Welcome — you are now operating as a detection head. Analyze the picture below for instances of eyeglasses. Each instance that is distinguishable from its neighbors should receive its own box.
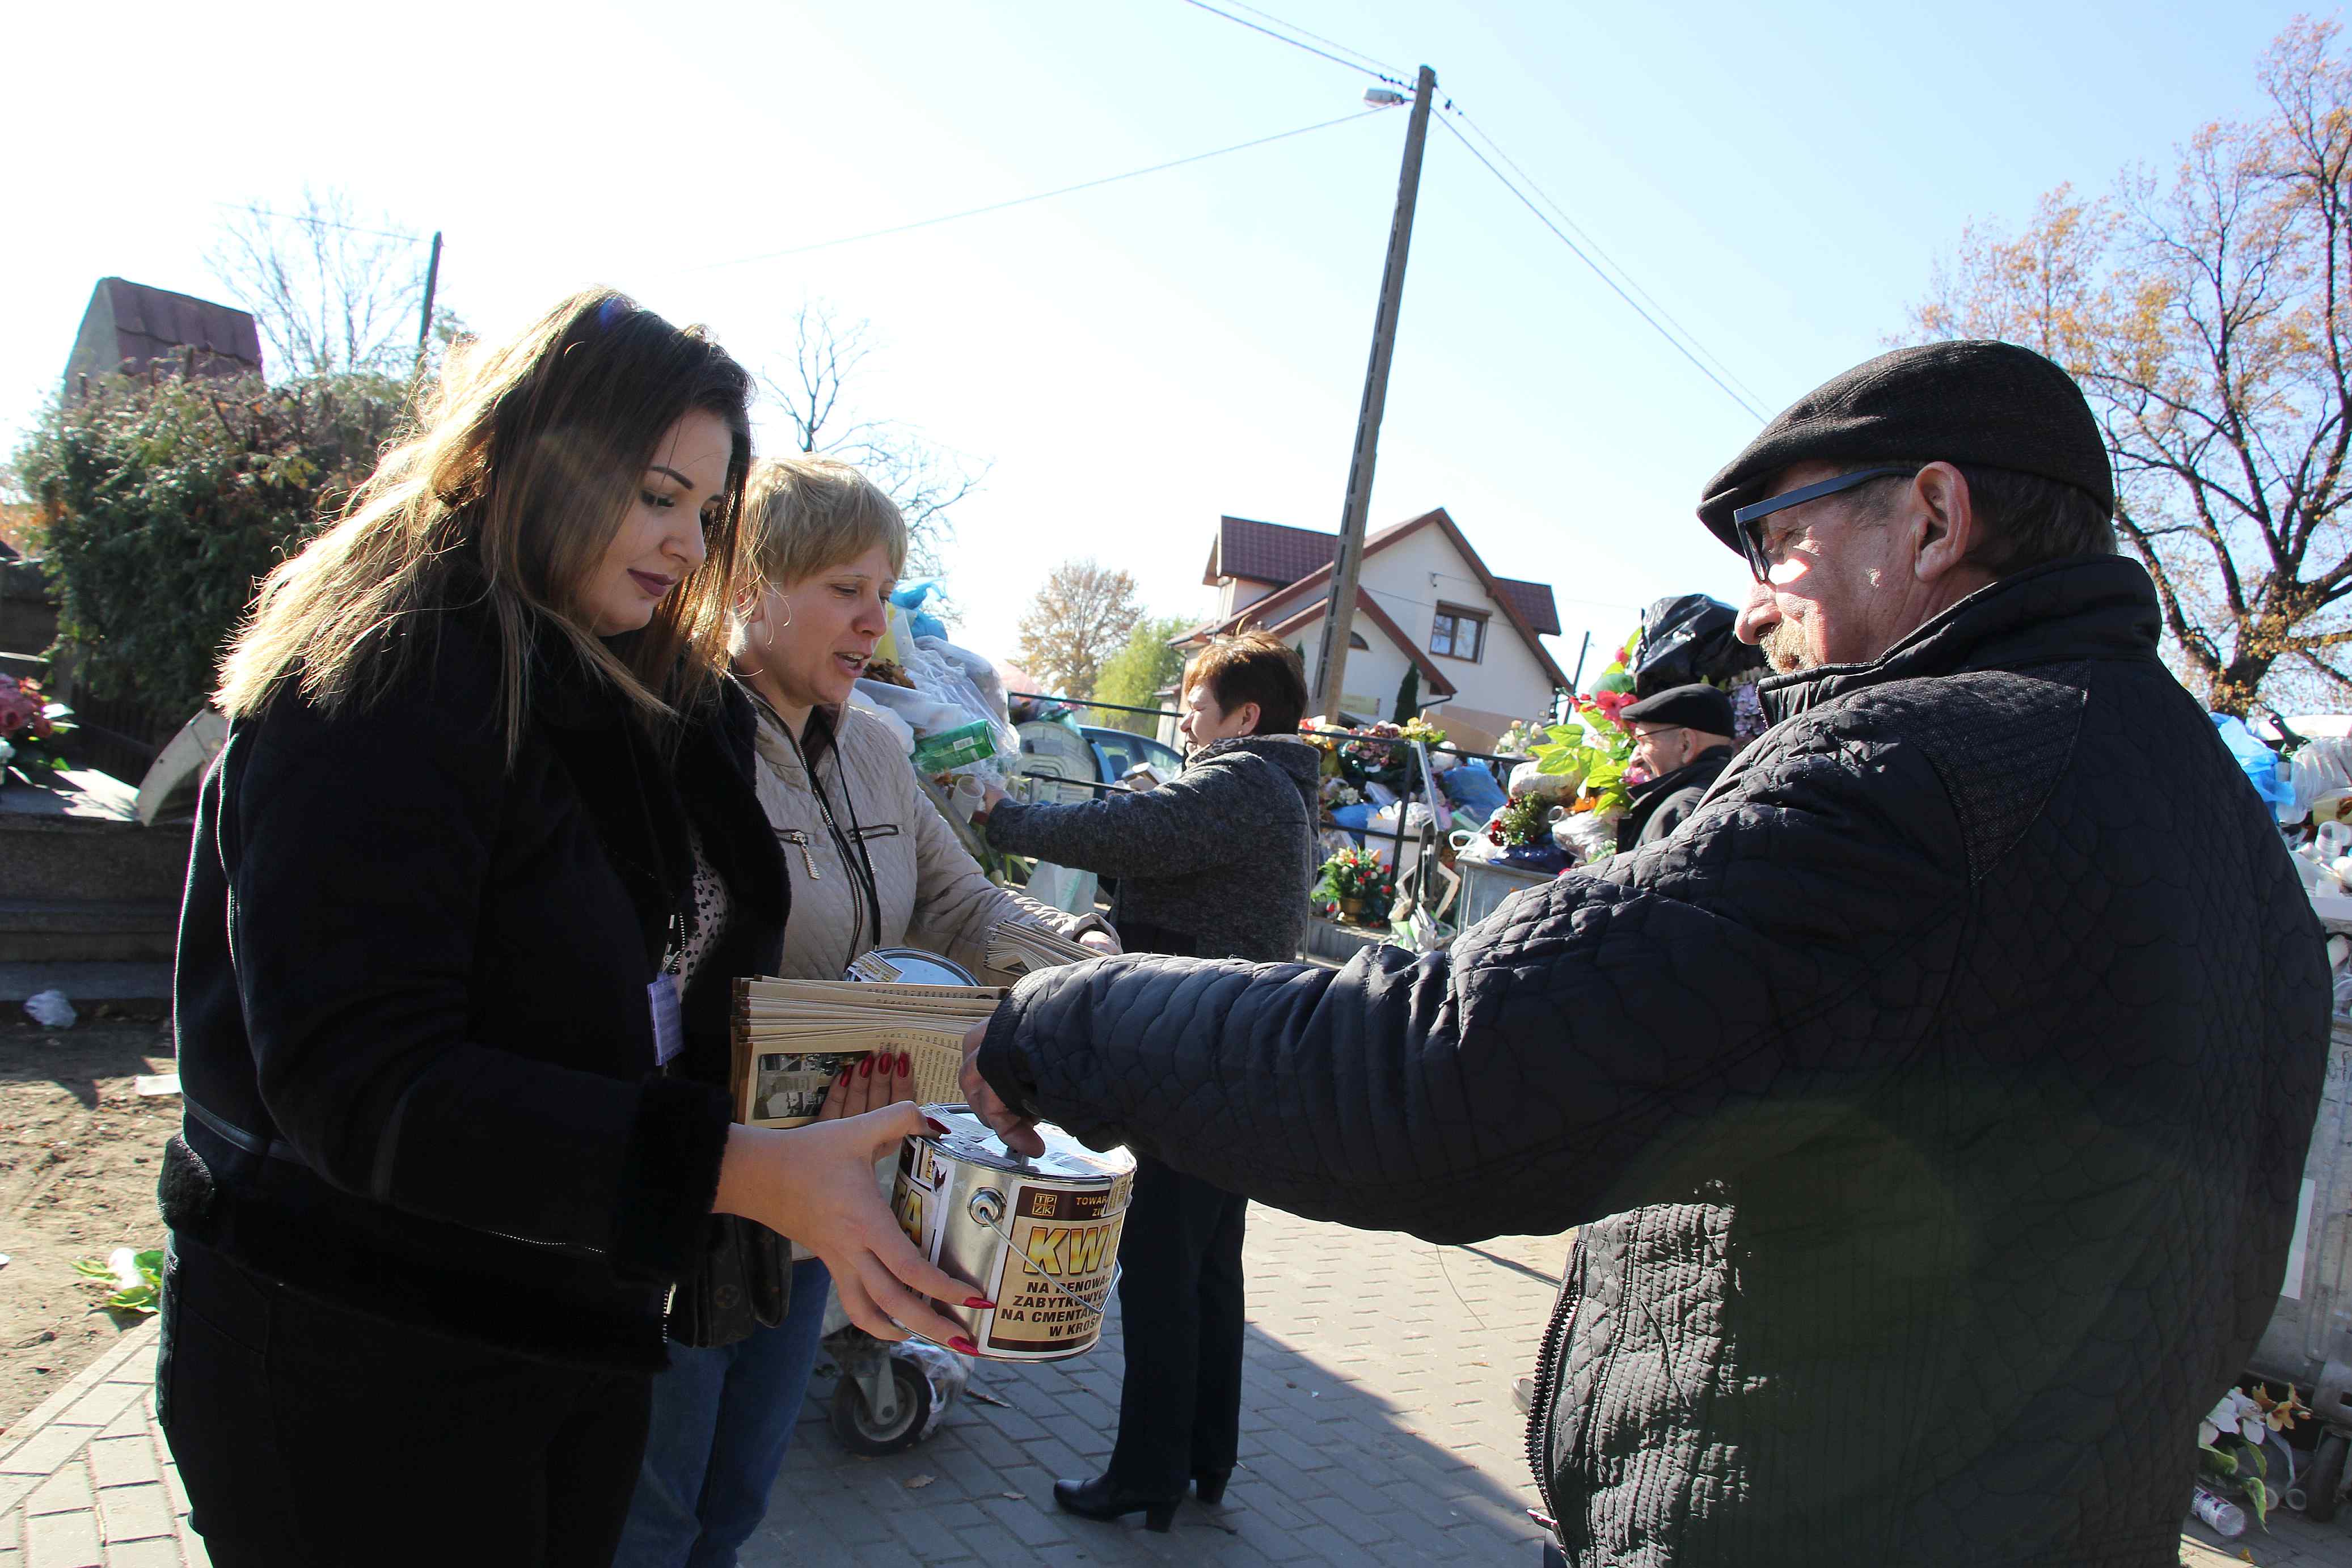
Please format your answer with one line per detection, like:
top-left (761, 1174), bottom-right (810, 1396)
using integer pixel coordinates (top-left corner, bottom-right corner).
top-left (1631, 725), bottom-right (1682, 745)
top-left (1729, 466), bottom-right (1917, 582)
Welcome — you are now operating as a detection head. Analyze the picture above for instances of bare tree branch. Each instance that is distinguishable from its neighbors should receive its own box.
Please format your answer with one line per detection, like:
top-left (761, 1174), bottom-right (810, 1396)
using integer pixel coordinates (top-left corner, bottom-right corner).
top-left (1901, 19), bottom-right (2352, 712)
top-left (756, 302), bottom-right (989, 582)
top-left (206, 187), bottom-right (436, 378)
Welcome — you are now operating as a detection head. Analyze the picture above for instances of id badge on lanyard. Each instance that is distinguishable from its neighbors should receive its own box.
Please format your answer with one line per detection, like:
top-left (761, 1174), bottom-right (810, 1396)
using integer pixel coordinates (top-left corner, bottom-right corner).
top-left (648, 974), bottom-right (685, 1066)
top-left (650, 906), bottom-right (688, 1067)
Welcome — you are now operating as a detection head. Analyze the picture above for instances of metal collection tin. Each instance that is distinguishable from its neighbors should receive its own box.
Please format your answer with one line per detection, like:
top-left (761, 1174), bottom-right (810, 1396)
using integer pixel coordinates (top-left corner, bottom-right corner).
top-left (894, 1104), bottom-right (1135, 1361)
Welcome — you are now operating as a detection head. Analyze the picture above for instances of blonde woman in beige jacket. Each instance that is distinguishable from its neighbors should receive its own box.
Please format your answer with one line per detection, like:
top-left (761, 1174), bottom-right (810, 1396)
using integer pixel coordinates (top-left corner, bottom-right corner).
top-left (616, 455), bottom-right (1112, 1568)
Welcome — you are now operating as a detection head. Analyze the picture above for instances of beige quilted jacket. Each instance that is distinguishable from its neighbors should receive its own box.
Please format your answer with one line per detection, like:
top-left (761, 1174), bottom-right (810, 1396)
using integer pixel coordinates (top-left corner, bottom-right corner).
top-left (749, 702), bottom-right (1095, 982)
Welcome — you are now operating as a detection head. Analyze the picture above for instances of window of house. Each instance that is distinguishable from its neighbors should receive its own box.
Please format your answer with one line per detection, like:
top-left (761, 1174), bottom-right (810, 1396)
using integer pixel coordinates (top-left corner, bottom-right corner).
top-left (1429, 605), bottom-right (1488, 662)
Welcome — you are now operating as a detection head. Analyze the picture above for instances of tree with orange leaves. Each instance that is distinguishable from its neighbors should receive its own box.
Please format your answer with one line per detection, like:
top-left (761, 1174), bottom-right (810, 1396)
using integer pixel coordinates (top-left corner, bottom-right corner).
top-left (1907, 18), bottom-right (2352, 715)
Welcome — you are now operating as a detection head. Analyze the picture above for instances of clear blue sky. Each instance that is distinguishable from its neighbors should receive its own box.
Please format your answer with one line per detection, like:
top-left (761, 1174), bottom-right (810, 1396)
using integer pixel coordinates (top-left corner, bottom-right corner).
top-left (0, 0), bottom-right (2312, 687)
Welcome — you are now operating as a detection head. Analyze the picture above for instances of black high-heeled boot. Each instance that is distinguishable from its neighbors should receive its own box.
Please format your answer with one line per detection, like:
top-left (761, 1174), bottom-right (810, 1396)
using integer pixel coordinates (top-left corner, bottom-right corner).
top-left (1053, 1473), bottom-right (1181, 1532)
top-left (1193, 1469), bottom-right (1233, 1506)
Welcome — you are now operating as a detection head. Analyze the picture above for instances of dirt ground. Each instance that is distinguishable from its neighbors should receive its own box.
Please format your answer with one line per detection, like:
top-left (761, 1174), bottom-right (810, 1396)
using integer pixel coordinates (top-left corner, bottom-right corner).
top-left (0, 1009), bottom-right (176, 1438)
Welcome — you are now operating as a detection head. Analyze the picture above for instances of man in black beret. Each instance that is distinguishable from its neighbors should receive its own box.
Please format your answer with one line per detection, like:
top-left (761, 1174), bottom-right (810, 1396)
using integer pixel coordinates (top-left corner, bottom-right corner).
top-left (1615, 683), bottom-right (1736, 852)
top-left (961, 341), bottom-right (2329, 1566)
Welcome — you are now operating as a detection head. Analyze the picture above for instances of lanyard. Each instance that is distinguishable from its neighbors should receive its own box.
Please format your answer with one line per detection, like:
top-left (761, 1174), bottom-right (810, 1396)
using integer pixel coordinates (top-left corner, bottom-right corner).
top-left (759, 699), bottom-right (885, 970)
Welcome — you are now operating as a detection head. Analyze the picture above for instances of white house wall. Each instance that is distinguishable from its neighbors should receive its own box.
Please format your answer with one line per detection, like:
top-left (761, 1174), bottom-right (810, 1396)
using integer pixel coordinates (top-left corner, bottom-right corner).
top-left (1293, 623), bottom-right (1417, 722)
top-left (1356, 526), bottom-right (1558, 725)
top-left (1218, 577), bottom-right (1272, 621)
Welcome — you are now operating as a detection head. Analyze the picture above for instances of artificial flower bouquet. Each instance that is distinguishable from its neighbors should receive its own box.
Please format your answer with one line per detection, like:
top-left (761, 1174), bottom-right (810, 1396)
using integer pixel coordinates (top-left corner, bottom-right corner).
top-left (1313, 846), bottom-right (1396, 924)
top-left (0, 675), bottom-right (73, 783)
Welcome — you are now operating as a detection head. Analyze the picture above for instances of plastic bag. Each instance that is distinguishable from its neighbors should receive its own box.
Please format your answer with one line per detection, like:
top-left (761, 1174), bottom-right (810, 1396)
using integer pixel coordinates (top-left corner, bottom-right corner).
top-left (846, 694), bottom-right (916, 756)
top-left (2212, 714), bottom-right (2293, 805)
top-left (1327, 801), bottom-right (1376, 847)
top-left (1369, 802), bottom-right (1435, 881)
top-left (1024, 861), bottom-right (1100, 916)
top-left (1635, 594), bottom-right (1764, 697)
top-left (23, 990), bottom-right (75, 1029)
top-left (1556, 812), bottom-right (1616, 868)
top-left (891, 580), bottom-right (951, 643)
top-left (2295, 737), bottom-right (2352, 822)
top-left (1496, 842), bottom-right (1571, 873)
top-left (900, 636), bottom-right (1019, 785)
top-left (1451, 827), bottom-right (1500, 865)
top-left (1440, 761), bottom-right (1507, 817)
top-left (854, 678), bottom-right (969, 737)
top-left (1509, 760), bottom-right (1576, 802)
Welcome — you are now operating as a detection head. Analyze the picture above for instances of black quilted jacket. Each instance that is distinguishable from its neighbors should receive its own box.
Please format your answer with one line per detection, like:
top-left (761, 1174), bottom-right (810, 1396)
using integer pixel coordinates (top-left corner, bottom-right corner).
top-left (171, 612), bottom-right (786, 1370)
top-left (977, 555), bottom-right (2330, 1567)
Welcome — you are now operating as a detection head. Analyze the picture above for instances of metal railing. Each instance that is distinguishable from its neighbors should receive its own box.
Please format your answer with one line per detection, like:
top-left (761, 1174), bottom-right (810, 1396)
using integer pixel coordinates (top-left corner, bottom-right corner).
top-left (1002, 694), bottom-right (1513, 949)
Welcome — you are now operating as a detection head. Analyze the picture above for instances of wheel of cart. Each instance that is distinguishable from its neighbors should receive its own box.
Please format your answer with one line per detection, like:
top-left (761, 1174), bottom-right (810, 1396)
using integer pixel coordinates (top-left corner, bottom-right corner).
top-left (2246, 1002), bottom-right (2352, 1521)
top-left (818, 1287), bottom-right (968, 1457)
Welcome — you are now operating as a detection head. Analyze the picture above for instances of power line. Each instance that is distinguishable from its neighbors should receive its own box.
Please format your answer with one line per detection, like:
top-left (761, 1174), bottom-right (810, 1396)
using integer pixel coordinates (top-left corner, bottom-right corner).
top-left (212, 203), bottom-right (423, 244)
top-left (1445, 103), bottom-right (1769, 410)
top-left (1433, 114), bottom-right (1768, 421)
top-left (691, 109), bottom-right (1392, 274)
top-left (1173, 0), bottom-right (1409, 86)
top-left (1206, 0), bottom-right (1404, 77)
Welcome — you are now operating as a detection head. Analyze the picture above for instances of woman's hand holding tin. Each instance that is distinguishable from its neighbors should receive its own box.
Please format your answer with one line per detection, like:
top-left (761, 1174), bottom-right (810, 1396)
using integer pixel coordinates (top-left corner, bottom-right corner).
top-left (711, 1102), bottom-right (972, 1349)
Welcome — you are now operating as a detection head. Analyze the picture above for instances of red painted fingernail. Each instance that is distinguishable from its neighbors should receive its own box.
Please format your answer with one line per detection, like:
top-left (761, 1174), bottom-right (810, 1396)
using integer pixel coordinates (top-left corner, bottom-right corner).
top-left (949, 1336), bottom-right (979, 1355)
top-left (859, 1055), bottom-right (875, 1079)
top-left (925, 1117), bottom-right (951, 1135)
top-left (897, 1051), bottom-right (911, 1079)
top-left (837, 1068), bottom-right (852, 1087)
top-left (964, 1296), bottom-right (996, 1309)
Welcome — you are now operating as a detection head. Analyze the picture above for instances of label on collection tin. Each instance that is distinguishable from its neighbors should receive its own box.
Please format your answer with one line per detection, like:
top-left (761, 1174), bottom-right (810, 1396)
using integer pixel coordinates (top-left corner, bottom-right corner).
top-left (894, 1139), bottom-right (952, 1262)
top-left (983, 1174), bottom-right (1131, 1354)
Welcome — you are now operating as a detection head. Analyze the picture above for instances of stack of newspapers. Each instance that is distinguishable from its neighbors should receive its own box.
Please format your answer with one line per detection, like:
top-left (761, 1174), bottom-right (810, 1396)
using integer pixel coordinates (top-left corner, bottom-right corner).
top-left (731, 978), bottom-right (1003, 1128)
top-left (982, 920), bottom-right (1100, 979)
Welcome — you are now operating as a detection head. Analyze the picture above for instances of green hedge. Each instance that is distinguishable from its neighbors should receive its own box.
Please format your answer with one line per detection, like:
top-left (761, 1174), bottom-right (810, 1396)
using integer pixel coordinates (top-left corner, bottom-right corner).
top-left (11, 370), bottom-right (411, 721)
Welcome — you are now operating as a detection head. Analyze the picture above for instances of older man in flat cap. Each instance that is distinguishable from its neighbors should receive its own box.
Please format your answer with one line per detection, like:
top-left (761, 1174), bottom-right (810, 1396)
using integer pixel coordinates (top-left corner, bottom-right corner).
top-left (963, 342), bottom-right (2328, 1566)
top-left (1616, 683), bottom-right (1737, 853)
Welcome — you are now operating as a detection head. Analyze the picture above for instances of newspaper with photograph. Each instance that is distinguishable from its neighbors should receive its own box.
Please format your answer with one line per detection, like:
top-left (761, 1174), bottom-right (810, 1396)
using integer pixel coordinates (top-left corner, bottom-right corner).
top-left (732, 977), bottom-right (1004, 1127)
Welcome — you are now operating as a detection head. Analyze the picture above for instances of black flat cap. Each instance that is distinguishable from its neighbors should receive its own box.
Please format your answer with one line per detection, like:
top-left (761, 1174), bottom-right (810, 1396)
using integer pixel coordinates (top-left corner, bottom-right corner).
top-left (1621, 683), bottom-right (1733, 736)
top-left (1696, 340), bottom-right (2113, 552)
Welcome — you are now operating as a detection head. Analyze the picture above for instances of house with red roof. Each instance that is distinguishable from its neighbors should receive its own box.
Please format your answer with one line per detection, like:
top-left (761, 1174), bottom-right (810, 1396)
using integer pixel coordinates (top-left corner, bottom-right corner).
top-left (62, 278), bottom-right (263, 392)
top-left (1181, 510), bottom-right (1567, 751)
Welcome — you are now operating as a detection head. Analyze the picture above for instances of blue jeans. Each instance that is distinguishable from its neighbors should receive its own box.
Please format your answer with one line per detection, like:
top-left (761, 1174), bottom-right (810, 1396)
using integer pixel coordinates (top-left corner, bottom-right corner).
top-left (614, 1258), bottom-right (831, 1568)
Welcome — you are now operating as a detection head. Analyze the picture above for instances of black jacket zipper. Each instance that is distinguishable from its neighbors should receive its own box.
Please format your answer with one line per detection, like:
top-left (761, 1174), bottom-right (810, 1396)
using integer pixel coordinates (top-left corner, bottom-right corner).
top-left (1525, 1250), bottom-right (1578, 1541)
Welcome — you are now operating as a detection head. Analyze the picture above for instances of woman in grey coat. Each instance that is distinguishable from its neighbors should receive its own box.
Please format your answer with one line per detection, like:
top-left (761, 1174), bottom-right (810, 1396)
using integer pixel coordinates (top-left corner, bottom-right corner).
top-left (973, 630), bottom-right (1319, 1529)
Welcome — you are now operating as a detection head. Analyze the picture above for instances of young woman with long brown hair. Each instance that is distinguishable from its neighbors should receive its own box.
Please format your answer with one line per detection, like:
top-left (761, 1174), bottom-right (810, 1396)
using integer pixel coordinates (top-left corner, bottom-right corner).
top-left (162, 289), bottom-right (969, 1567)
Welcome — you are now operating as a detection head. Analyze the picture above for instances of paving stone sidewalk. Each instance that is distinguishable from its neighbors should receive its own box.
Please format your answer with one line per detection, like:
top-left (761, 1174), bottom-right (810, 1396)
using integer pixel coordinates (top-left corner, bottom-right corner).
top-left (748, 1207), bottom-right (1566, 1566)
top-left (0, 1318), bottom-right (205, 1568)
top-left (11, 1206), bottom-right (2352, 1565)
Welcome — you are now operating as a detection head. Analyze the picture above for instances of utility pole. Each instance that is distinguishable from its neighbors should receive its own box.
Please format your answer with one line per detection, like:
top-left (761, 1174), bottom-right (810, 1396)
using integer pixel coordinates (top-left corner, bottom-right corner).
top-left (413, 231), bottom-right (444, 374)
top-left (1310, 64), bottom-right (1436, 722)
